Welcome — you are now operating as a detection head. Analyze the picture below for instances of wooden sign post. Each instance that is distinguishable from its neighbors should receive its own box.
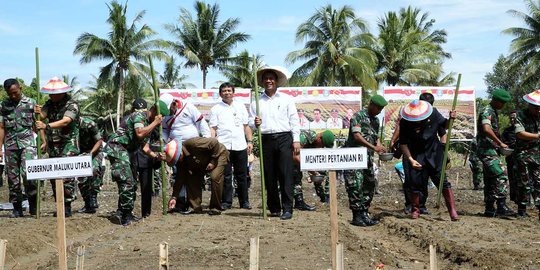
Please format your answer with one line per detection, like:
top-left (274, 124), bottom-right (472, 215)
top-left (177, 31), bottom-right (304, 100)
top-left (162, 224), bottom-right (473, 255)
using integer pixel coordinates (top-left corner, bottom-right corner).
top-left (26, 155), bottom-right (93, 270)
top-left (300, 147), bottom-right (368, 270)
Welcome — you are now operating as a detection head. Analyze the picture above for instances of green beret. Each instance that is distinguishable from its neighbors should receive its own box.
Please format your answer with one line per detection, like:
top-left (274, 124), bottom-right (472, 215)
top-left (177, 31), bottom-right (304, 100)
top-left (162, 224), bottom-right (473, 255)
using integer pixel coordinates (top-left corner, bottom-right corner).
top-left (492, 88), bottom-right (511, 103)
top-left (154, 100), bottom-right (170, 116)
top-left (321, 130), bottom-right (335, 148)
top-left (370, 94), bottom-right (388, 107)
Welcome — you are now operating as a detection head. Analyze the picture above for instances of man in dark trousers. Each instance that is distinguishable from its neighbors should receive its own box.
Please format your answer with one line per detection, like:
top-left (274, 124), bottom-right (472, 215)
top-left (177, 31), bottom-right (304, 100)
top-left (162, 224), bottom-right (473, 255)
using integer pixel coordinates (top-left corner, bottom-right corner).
top-left (167, 137), bottom-right (229, 215)
top-left (251, 66), bottom-right (300, 220)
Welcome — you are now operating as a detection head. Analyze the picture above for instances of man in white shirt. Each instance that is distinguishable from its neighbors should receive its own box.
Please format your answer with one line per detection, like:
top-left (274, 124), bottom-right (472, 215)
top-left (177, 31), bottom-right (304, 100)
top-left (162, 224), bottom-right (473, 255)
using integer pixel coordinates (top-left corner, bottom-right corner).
top-left (298, 108), bottom-right (310, 130)
top-left (310, 108), bottom-right (327, 129)
top-left (210, 82), bottom-right (253, 210)
top-left (251, 66), bottom-right (300, 220)
top-left (326, 108), bottom-right (343, 129)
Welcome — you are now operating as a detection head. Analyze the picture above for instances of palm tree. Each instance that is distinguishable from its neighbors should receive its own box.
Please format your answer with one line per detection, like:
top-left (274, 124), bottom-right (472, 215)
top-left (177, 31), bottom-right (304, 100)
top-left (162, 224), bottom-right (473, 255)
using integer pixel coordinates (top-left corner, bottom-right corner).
top-left (165, 1), bottom-right (250, 89)
top-left (74, 1), bottom-right (168, 127)
top-left (375, 6), bottom-right (450, 86)
top-left (80, 75), bottom-right (118, 133)
top-left (159, 56), bottom-right (196, 89)
top-left (220, 50), bottom-right (264, 88)
top-left (285, 5), bottom-right (378, 89)
top-left (504, 0), bottom-right (540, 87)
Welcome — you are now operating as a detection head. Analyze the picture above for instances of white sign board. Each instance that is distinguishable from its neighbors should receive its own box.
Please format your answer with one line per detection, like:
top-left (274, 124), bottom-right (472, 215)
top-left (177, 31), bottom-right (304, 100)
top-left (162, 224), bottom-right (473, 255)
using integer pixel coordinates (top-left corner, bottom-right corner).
top-left (300, 147), bottom-right (368, 171)
top-left (25, 155), bottom-right (93, 180)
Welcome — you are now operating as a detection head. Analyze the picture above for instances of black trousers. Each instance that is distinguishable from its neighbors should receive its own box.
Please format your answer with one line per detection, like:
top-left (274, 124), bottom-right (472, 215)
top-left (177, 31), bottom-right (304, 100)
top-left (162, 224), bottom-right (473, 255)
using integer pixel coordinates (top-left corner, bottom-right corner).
top-left (138, 167), bottom-right (153, 217)
top-left (222, 149), bottom-right (249, 206)
top-left (262, 132), bottom-right (294, 213)
top-left (403, 157), bottom-right (451, 196)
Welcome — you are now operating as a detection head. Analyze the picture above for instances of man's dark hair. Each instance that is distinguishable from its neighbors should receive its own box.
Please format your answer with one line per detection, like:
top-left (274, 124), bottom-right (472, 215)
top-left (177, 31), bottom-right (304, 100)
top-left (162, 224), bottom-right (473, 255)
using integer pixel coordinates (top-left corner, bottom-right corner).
top-left (3, 78), bottom-right (19, 91)
top-left (313, 108), bottom-right (321, 113)
top-left (219, 82), bottom-right (235, 94)
top-left (419, 92), bottom-right (435, 105)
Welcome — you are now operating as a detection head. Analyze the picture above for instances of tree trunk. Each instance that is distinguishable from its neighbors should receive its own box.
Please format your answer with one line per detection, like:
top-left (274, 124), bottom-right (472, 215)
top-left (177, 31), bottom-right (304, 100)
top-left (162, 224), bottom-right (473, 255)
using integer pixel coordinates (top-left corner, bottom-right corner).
top-left (202, 67), bottom-right (207, 89)
top-left (115, 70), bottom-right (126, 128)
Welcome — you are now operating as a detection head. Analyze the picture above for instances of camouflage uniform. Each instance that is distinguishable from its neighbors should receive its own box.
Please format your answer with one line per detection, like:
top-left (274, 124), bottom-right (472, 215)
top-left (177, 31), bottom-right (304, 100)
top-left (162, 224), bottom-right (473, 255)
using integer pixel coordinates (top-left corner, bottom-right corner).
top-left (43, 95), bottom-right (80, 203)
top-left (104, 111), bottom-right (149, 214)
top-left (502, 124), bottom-right (517, 203)
top-left (293, 130), bottom-right (329, 203)
top-left (77, 116), bottom-right (104, 201)
top-left (514, 109), bottom-right (540, 212)
top-left (0, 94), bottom-right (38, 205)
top-left (476, 104), bottom-right (508, 203)
top-left (344, 109), bottom-right (378, 212)
top-left (468, 138), bottom-right (483, 189)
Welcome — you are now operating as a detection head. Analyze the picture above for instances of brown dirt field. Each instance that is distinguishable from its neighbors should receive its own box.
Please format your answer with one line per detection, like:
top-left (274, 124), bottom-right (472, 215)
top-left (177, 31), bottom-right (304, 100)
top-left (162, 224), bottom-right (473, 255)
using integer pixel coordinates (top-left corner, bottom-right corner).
top-left (0, 157), bottom-right (539, 270)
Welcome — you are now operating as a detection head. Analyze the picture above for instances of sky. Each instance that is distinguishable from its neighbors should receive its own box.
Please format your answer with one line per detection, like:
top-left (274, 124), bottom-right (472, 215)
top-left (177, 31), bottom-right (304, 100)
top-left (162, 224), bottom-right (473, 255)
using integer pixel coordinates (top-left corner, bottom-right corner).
top-left (0, 0), bottom-right (528, 98)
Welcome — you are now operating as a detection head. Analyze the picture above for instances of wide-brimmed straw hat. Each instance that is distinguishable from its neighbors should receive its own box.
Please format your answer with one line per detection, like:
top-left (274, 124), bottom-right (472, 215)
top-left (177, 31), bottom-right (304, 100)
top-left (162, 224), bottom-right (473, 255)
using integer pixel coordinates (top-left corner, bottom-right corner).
top-left (40, 76), bottom-right (73, 94)
top-left (400, 100), bottom-right (433, 122)
top-left (164, 139), bottom-right (182, 166)
top-left (257, 66), bottom-right (289, 87)
top-left (523, 90), bottom-right (540, 106)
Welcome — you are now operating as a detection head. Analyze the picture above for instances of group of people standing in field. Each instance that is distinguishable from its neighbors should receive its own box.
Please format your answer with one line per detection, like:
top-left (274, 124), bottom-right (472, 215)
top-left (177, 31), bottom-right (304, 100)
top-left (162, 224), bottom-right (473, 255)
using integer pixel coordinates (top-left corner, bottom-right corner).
top-left (2, 65), bottom-right (539, 227)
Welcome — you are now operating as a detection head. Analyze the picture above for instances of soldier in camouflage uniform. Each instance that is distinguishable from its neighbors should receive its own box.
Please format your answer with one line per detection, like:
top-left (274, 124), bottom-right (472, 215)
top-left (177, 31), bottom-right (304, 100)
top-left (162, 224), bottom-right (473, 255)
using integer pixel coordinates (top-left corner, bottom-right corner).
top-left (35, 77), bottom-right (80, 217)
top-left (514, 90), bottom-right (540, 219)
top-left (502, 111), bottom-right (517, 203)
top-left (292, 129), bottom-right (335, 210)
top-left (0, 79), bottom-right (44, 217)
top-left (104, 99), bottom-right (168, 226)
top-left (476, 88), bottom-right (515, 217)
top-left (343, 95), bottom-right (387, 226)
top-left (468, 138), bottom-right (483, 190)
top-left (77, 116), bottom-right (104, 214)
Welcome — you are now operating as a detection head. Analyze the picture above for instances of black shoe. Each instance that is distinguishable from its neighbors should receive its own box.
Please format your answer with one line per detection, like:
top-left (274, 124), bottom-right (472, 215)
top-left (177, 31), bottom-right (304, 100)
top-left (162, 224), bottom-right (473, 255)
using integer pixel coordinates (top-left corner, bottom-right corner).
top-left (517, 205), bottom-right (529, 218)
top-left (360, 211), bottom-right (379, 226)
top-left (221, 202), bottom-right (232, 210)
top-left (484, 201), bottom-right (496, 217)
top-left (320, 196), bottom-right (329, 203)
top-left (10, 202), bottom-right (24, 218)
top-left (294, 200), bottom-right (316, 211)
top-left (496, 199), bottom-right (516, 217)
top-left (121, 213), bottom-right (133, 226)
top-left (473, 184), bottom-right (480, 190)
top-left (28, 196), bottom-right (37, 216)
top-left (420, 207), bottom-right (430, 215)
top-left (280, 212), bottom-right (292, 220)
top-left (351, 210), bottom-right (366, 226)
top-left (240, 202), bottom-right (252, 210)
top-left (53, 203), bottom-right (72, 217)
top-left (208, 209), bottom-right (222, 216)
top-left (269, 212), bottom-right (281, 217)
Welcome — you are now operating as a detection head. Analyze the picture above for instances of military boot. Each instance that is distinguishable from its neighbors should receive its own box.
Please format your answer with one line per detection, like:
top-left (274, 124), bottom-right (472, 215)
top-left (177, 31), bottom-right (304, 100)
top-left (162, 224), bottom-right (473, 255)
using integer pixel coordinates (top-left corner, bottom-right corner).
top-left (359, 211), bottom-right (379, 226)
top-left (350, 209), bottom-right (366, 226)
top-left (294, 194), bottom-right (316, 211)
top-left (85, 195), bottom-right (97, 214)
top-left (484, 200), bottom-right (496, 217)
top-left (496, 198), bottom-right (515, 217)
top-left (10, 201), bottom-right (24, 218)
top-left (517, 204), bottom-right (528, 218)
top-left (28, 195), bottom-right (37, 216)
top-left (77, 197), bottom-right (91, 213)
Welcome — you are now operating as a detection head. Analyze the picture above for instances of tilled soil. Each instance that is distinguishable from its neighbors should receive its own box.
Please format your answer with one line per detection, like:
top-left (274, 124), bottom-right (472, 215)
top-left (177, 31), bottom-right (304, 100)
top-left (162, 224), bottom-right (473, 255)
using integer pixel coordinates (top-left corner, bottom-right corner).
top-left (1, 159), bottom-right (539, 269)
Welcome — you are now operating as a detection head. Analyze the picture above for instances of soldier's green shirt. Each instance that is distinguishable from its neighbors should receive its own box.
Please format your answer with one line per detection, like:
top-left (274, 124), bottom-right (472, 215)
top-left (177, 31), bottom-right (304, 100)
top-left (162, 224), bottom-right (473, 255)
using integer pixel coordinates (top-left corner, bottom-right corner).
top-left (79, 116), bottom-right (102, 153)
top-left (514, 109), bottom-right (540, 152)
top-left (107, 111), bottom-right (149, 153)
top-left (42, 94), bottom-right (80, 157)
top-left (476, 104), bottom-right (499, 156)
top-left (344, 109), bottom-right (379, 151)
top-left (299, 130), bottom-right (317, 148)
top-left (0, 95), bottom-right (37, 150)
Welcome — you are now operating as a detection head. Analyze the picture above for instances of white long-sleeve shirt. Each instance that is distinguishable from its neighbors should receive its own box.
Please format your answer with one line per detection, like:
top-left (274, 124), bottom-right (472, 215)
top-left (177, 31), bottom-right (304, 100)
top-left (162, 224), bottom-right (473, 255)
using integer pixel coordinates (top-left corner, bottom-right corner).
top-left (209, 100), bottom-right (249, 151)
top-left (162, 102), bottom-right (211, 142)
top-left (249, 91), bottom-right (300, 142)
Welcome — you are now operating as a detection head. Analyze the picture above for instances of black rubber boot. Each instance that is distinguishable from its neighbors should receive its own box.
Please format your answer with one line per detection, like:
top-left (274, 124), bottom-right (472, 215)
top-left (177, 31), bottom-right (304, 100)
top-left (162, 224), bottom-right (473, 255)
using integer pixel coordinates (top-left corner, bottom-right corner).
top-left (78, 197), bottom-right (91, 213)
top-left (360, 211), bottom-right (379, 226)
top-left (10, 201), bottom-right (23, 218)
top-left (484, 200), bottom-right (496, 217)
top-left (517, 204), bottom-right (528, 218)
top-left (294, 195), bottom-right (316, 211)
top-left (496, 198), bottom-right (515, 217)
top-left (28, 195), bottom-right (37, 216)
top-left (350, 209), bottom-right (366, 226)
top-left (85, 195), bottom-right (97, 214)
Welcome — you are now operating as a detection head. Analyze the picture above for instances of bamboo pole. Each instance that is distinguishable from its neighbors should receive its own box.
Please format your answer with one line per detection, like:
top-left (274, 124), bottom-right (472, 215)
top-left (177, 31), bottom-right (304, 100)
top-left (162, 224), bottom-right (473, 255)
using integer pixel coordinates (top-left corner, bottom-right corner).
top-left (436, 74), bottom-right (461, 208)
top-left (34, 47), bottom-right (42, 219)
top-left (148, 56), bottom-right (168, 215)
top-left (252, 56), bottom-right (267, 219)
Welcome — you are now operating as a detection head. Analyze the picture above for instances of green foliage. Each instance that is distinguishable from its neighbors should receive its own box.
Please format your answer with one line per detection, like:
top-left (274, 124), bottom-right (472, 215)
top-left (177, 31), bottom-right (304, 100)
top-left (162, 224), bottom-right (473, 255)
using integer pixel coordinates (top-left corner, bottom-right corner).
top-left (221, 50), bottom-right (264, 88)
top-left (286, 5), bottom-right (378, 89)
top-left (159, 56), bottom-right (195, 89)
top-left (165, 1), bottom-right (250, 88)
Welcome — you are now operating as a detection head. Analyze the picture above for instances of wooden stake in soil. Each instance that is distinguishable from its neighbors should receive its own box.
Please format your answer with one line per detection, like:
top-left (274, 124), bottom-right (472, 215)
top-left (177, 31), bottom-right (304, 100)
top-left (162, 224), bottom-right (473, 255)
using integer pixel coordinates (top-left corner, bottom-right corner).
top-left (249, 237), bottom-right (259, 270)
top-left (76, 245), bottom-right (85, 270)
top-left (55, 180), bottom-right (68, 270)
top-left (429, 244), bottom-right (437, 270)
top-left (159, 242), bottom-right (169, 270)
top-left (0, 239), bottom-right (7, 270)
top-left (329, 171), bottom-right (339, 270)
top-left (336, 243), bottom-right (344, 270)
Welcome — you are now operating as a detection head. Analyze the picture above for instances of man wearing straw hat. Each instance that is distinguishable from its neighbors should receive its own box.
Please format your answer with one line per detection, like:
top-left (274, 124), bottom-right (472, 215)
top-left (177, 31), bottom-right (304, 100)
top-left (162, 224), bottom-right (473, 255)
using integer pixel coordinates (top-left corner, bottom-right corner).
top-left (399, 99), bottom-right (459, 221)
top-left (344, 95), bottom-right (387, 226)
top-left (251, 66), bottom-right (299, 220)
top-left (476, 88), bottom-right (515, 217)
top-left (514, 90), bottom-right (540, 219)
top-left (0, 79), bottom-right (44, 217)
top-left (35, 77), bottom-right (80, 217)
top-left (103, 99), bottom-right (168, 226)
